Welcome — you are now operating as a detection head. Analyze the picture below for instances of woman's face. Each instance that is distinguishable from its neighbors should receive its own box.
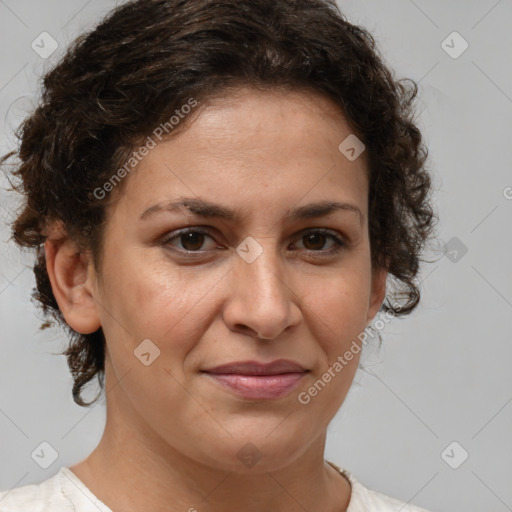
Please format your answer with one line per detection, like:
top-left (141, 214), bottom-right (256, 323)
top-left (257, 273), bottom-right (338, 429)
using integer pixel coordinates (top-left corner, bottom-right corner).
top-left (78, 87), bottom-right (387, 472)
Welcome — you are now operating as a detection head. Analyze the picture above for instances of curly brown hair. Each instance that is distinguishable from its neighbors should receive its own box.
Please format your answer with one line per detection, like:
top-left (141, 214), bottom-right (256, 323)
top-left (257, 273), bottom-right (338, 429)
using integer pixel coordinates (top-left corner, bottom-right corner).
top-left (2, 0), bottom-right (437, 407)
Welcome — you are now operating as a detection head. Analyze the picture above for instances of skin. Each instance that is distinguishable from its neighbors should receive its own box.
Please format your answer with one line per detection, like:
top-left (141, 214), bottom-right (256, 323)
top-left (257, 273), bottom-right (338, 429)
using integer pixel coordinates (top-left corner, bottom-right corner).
top-left (44, 87), bottom-right (387, 512)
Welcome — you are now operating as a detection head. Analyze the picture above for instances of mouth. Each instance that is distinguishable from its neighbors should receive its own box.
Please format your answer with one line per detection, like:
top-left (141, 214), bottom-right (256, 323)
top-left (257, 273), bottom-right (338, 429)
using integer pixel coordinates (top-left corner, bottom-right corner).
top-left (201, 359), bottom-right (309, 400)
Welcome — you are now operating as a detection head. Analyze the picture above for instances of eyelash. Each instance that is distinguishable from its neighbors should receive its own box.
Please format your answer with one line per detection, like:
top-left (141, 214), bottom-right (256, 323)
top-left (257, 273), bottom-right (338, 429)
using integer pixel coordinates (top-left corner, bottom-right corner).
top-left (160, 227), bottom-right (347, 257)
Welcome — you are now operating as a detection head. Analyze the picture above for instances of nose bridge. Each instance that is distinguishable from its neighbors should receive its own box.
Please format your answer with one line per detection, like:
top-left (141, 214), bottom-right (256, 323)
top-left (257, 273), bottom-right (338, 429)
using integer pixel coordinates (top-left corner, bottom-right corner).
top-left (236, 235), bottom-right (287, 302)
top-left (227, 235), bottom-right (295, 339)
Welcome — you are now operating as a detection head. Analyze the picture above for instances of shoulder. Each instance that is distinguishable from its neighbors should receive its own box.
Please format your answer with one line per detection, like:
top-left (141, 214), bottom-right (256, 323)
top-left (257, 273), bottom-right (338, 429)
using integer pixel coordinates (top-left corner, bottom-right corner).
top-left (0, 467), bottom-right (110, 512)
top-left (327, 461), bottom-right (432, 512)
top-left (0, 469), bottom-right (67, 512)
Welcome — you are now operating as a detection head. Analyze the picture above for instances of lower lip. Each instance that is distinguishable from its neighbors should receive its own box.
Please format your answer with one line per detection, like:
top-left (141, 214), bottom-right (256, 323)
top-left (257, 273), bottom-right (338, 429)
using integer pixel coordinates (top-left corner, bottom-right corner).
top-left (205, 372), bottom-right (306, 399)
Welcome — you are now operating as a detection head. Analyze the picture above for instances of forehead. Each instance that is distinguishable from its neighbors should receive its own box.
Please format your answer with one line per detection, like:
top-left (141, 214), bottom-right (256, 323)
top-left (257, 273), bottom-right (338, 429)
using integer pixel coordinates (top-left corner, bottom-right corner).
top-left (183, 87), bottom-right (360, 157)
top-left (107, 87), bottom-right (369, 225)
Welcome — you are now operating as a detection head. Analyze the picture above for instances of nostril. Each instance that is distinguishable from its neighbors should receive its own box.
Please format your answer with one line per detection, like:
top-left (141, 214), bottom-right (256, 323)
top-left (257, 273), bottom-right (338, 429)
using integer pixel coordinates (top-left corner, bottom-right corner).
top-left (234, 324), bottom-right (253, 334)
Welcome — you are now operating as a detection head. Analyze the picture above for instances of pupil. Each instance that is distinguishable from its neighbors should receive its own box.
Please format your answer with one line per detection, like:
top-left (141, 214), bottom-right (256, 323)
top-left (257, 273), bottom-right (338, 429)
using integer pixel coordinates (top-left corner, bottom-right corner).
top-left (305, 233), bottom-right (325, 250)
top-left (182, 232), bottom-right (204, 251)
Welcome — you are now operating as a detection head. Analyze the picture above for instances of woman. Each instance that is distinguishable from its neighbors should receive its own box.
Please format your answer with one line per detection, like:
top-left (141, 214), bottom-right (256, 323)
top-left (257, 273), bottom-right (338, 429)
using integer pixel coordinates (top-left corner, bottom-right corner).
top-left (0, 0), bottom-right (437, 510)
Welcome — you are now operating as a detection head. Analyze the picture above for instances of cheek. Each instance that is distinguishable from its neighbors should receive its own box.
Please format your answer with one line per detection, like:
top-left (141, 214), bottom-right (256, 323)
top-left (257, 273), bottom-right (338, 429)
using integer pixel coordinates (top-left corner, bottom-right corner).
top-left (304, 269), bottom-right (371, 344)
top-left (99, 249), bottom-right (226, 353)
top-left (297, 275), bottom-right (368, 411)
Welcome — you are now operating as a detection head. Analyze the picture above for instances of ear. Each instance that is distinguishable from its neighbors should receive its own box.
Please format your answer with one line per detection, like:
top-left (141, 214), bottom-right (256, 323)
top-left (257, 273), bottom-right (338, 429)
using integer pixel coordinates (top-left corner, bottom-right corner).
top-left (43, 222), bottom-right (101, 335)
top-left (366, 265), bottom-right (388, 324)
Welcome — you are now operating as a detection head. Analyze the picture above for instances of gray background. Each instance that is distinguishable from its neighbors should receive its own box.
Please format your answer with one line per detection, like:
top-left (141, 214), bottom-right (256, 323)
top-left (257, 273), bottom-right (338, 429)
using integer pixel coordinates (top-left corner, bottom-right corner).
top-left (0, 1), bottom-right (511, 511)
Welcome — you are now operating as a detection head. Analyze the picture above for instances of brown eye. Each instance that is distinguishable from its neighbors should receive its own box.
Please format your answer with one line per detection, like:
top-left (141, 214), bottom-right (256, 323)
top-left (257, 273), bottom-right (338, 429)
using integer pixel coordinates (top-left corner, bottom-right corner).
top-left (180, 232), bottom-right (206, 251)
top-left (302, 232), bottom-right (328, 250)
top-left (294, 229), bottom-right (347, 256)
top-left (163, 229), bottom-right (216, 252)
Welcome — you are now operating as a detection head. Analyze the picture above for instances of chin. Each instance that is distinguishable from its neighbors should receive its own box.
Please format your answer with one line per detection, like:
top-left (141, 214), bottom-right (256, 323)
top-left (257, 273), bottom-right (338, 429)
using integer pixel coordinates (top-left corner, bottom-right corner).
top-left (190, 431), bottom-right (312, 474)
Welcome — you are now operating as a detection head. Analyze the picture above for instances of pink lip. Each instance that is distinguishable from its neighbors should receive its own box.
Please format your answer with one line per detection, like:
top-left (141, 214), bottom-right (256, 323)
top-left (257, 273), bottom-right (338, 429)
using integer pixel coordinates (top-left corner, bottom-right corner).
top-left (205, 373), bottom-right (306, 399)
top-left (203, 359), bottom-right (307, 375)
top-left (202, 359), bottom-right (308, 399)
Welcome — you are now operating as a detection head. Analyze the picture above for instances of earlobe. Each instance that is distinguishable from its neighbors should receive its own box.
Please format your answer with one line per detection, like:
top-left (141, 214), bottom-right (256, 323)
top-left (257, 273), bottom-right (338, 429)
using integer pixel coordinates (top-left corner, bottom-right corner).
top-left (366, 266), bottom-right (388, 324)
top-left (44, 228), bottom-right (101, 335)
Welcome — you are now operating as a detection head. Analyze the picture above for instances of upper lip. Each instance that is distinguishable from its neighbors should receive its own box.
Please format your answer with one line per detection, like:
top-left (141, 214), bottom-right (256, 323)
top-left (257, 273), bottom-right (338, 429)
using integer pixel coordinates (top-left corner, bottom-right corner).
top-left (203, 359), bottom-right (308, 376)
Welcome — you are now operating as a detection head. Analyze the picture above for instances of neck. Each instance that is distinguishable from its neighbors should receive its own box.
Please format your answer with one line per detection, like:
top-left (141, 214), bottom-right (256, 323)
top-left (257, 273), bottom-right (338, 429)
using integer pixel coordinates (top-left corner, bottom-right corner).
top-left (70, 370), bottom-right (351, 512)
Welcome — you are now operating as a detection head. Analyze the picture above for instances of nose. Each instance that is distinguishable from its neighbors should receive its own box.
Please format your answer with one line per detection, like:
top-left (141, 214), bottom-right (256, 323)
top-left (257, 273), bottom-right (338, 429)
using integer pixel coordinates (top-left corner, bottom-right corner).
top-left (222, 239), bottom-right (301, 340)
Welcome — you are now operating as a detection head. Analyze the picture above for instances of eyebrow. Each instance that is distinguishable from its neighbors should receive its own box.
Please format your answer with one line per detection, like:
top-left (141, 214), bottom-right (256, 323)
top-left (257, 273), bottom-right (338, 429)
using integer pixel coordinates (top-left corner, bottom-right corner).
top-left (139, 197), bottom-right (364, 225)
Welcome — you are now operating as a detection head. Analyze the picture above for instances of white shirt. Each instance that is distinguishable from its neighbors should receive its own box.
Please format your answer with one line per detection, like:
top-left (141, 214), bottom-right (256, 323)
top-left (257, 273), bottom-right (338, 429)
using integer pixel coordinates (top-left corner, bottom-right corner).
top-left (0, 462), bottom-right (431, 512)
